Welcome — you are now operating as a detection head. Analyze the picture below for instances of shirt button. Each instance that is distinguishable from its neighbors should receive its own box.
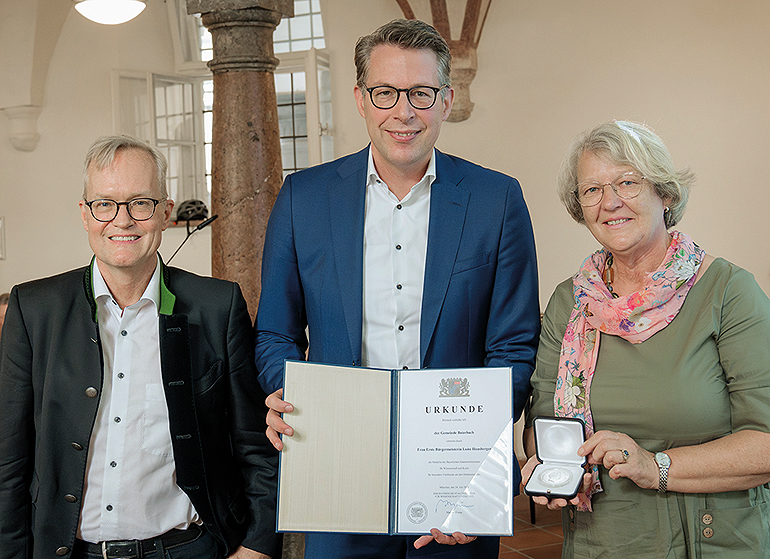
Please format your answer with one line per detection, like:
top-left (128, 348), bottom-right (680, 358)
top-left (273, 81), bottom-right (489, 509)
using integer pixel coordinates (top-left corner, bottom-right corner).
top-left (702, 513), bottom-right (713, 525)
top-left (71, 442), bottom-right (83, 451)
top-left (64, 494), bottom-right (77, 503)
top-left (114, 417), bottom-right (121, 423)
top-left (396, 284), bottom-right (402, 290)
top-left (402, 366), bottom-right (409, 370)
top-left (396, 204), bottom-right (402, 210)
top-left (106, 504), bottom-right (113, 511)
top-left (85, 387), bottom-right (98, 398)
top-left (395, 244), bottom-right (402, 250)
top-left (117, 372), bottom-right (125, 379)
top-left (703, 527), bottom-right (713, 538)
top-left (121, 330), bottom-right (128, 336)
top-left (398, 325), bottom-right (404, 331)
top-left (110, 461), bottom-right (117, 468)
top-left (56, 547), bottom-right (70, 556)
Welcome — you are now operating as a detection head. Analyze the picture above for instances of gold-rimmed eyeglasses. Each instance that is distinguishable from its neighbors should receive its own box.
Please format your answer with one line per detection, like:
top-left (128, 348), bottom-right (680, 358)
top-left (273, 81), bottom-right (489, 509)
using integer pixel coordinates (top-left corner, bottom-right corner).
top-left (576, 172), bottom-right (646, 207)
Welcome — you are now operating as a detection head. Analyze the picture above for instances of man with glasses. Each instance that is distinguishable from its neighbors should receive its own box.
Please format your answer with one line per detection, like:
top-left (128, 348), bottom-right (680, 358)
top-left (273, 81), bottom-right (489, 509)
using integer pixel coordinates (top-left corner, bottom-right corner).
top-left (255, 19), bottom-right (539, 559)
top-left (0, 135), bottom-right (280, 559)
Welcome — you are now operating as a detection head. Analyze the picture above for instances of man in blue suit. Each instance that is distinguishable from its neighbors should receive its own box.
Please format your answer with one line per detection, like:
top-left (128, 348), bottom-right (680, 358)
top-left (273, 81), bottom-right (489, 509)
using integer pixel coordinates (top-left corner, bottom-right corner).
top-left (255, 19), bottom-right (540, 559)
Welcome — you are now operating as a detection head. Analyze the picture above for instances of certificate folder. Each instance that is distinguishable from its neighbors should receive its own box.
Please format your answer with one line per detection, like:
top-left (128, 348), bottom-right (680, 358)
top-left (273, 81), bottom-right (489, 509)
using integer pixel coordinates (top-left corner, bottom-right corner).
top-left (277, 361), bottom-right (514, 536)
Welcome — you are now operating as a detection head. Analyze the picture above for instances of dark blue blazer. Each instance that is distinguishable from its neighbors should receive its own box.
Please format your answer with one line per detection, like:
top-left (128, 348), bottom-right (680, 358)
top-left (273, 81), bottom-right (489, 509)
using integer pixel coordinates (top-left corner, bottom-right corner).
top-left (255, 147), bottom-right (540, 425)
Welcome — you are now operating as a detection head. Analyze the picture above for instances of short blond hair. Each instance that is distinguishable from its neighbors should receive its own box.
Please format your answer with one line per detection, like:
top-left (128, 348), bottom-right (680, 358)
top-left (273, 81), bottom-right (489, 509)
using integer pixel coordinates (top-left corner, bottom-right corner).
top-left (83, 134), bottom-right (167, 200)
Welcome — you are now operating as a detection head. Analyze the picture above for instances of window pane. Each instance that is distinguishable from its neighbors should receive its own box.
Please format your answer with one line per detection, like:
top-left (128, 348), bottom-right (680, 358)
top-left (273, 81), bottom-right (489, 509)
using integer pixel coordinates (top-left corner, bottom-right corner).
top-left (291, 15), bottom-right (312, 39)
top-left (202, 81), bottom-right (214, 111)
top-left (274, 18), bottom-right (290, 41)
top-left (118, 76), bottom-right (150, 140)
top-left (275, 73), bottom-right (292, 95)
top-left (291, 39), bottom-right (312, 51)
top-left (277, 105), bottom-right (294, 136)
top-left (281, 138), bottom-right (295, 169)
top-left (312, 14), bottom-right (323, 37)
top-left (203, 112), bottom-right (213, 143)
top-left (293, 103), bottom-right (307, 136)
top-left (294, 0), bottom-right (310, 15)
top-left (295, 137), bottom-right (309, 169)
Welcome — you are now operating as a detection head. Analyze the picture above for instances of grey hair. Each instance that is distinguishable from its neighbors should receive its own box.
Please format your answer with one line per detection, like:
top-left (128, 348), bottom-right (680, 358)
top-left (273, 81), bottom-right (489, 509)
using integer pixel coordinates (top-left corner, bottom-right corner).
top-left (83, 134), bottom-right (167, 200)
top-left (557, 121), bottom-right (693, 228)
top-left (355, 19), bottom-right (451, 92)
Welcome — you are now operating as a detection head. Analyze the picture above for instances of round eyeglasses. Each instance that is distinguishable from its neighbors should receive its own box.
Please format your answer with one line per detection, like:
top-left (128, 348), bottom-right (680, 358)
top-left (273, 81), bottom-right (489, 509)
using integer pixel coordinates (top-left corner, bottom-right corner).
top-left (576, 172), bottom-right (646, 207)
top-left (365, 85), bottom-right (448, 110)
top-left (84, 198), bottom-right (163, 222)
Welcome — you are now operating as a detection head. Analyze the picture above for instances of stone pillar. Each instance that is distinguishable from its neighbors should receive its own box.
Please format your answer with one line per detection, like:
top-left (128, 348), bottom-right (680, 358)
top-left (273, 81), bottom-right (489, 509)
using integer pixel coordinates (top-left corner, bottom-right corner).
top-left (187, 0), bottom-right (293, 319)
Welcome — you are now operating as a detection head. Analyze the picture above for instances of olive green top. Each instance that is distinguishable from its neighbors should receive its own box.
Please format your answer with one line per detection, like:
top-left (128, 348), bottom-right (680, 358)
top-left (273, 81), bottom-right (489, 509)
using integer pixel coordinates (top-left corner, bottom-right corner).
top-left (528, 257), bottom-right (770, 558)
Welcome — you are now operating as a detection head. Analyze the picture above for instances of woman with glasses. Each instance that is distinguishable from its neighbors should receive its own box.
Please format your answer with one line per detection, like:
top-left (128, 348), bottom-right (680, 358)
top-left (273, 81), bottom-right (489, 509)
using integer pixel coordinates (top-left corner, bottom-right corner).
top-left (523, 120), bottom-right (770, 557)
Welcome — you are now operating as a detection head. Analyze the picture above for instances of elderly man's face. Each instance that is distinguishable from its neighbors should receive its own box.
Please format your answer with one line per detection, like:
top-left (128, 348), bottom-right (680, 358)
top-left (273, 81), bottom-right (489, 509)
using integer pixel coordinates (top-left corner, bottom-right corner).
top-left (355, 45), bottom-right (453, 182)
top-left (79, 148), bottom-right (173, 282)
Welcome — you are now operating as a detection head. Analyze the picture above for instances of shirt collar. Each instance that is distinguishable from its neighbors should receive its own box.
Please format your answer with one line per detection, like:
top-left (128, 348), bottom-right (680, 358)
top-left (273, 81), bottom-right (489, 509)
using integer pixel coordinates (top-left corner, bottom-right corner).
top-left (92, 254), bottom-right (162, 314)
top-left (366, 147), bottom-right (437, 192)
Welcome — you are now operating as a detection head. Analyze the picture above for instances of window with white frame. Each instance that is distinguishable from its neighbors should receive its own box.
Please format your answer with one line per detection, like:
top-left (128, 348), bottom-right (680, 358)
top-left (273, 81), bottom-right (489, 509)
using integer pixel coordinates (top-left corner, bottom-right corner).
top-left (116, 0), bottom-right (333, 210)
top-left (113, 72), bottom-right (206, 205)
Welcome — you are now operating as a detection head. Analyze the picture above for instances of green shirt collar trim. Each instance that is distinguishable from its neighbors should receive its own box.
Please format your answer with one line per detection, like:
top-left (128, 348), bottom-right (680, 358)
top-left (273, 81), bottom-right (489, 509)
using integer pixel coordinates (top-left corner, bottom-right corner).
top-left (87, 255), bottom-right (177, 319)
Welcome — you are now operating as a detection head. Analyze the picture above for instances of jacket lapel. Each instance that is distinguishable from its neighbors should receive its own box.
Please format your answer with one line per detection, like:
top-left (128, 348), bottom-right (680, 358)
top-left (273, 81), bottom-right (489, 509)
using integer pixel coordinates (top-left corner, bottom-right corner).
top-left (420, 152), bottom-right (469, 366)
top-left (329, 149), bottom-right (368, 362)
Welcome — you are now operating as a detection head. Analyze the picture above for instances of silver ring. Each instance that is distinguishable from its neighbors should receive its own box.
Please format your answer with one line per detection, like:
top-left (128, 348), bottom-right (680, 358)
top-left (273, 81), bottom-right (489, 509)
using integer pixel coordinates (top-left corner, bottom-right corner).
top-left (621, 449), bottom-right (630, 462)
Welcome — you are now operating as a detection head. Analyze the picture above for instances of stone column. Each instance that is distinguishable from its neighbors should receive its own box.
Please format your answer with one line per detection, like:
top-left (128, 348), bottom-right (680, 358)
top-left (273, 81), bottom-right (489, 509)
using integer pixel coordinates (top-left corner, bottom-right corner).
top-left (187, 0), bottom-right (293, 319)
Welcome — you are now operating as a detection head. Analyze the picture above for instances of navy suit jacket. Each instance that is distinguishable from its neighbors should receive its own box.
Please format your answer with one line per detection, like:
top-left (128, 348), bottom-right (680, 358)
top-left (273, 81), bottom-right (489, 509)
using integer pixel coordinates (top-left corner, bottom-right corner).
top-left (255, 147), bottom-right (540, 428)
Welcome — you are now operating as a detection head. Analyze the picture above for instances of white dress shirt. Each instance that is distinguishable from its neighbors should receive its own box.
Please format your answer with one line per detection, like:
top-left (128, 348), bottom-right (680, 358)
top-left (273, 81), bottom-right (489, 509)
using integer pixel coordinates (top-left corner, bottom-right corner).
top-left (78, 257), bottom-right (198, 542)
top-left (361, 148), bottom-right (435, 370)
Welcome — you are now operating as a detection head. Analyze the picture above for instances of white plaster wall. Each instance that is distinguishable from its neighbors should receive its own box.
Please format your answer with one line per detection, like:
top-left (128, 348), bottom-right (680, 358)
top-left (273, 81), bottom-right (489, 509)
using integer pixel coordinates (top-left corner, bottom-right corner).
top-left (321, 0), bottom-right (770, 303)
top-left (0, 0), bottom-right (211, 292)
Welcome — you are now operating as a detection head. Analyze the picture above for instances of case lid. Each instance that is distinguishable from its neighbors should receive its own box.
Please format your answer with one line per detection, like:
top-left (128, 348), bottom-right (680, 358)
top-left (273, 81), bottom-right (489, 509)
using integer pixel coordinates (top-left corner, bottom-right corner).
top-left (534, 417), bottom-right (586, 466)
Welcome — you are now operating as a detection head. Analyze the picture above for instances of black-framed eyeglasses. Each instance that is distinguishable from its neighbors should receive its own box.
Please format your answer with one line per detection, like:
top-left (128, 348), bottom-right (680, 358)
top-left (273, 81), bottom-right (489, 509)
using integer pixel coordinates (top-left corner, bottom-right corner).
top-left (84, 198), bottom-right (163, 222)
top-left (365, 85), bottom-right (448, 110)
top-left (575, 172), bottom-right (646, 207)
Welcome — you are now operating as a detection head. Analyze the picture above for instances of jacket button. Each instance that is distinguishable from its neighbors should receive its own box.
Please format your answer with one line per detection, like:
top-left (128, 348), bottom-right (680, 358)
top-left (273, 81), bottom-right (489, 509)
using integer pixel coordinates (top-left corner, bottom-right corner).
top-left (71, 442), bottom-right (83, 451)
top-left (703, 527), bottom-right (714, 538)
top-left (56, 547), bottom-right (70, 556)
top-left (702, 513), bottom-right (713, 525)
top-left (64, 494), bottom-right (77, 503)
top-left (85, 387), bottom-right (98, 398)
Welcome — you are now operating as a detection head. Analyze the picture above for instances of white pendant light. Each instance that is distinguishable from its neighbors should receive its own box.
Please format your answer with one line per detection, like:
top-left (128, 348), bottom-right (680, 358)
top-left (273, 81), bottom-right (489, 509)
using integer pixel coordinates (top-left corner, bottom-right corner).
top-left (74, 0), bottom-right (147, 25)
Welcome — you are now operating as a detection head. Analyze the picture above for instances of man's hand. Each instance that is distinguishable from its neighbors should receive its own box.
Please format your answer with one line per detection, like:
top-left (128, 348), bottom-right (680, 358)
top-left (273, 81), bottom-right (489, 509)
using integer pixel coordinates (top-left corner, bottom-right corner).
top-left (227, 545), bottom-right (270, 559)
top-left (413, 529), bottom-right (477, 549)
top-left (265, 388), bottom-right (294, 451)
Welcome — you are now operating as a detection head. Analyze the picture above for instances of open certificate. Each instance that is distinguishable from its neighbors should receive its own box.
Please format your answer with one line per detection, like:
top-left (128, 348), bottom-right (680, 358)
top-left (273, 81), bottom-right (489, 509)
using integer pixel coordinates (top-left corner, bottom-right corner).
top-left (277, 361), bottom-right (514, 536)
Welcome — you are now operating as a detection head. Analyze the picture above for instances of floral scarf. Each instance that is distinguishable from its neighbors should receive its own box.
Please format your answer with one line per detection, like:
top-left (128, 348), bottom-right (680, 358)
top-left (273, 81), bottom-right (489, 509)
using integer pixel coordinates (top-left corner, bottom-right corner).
top-left (554, 231), bottom-right (704, 511)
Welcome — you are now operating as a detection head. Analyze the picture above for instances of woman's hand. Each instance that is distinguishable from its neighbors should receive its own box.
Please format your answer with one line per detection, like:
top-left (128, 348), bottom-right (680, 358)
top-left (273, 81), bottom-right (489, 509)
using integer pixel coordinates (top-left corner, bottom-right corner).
top-left (579, 430), bottom-right (658, 490)
top-left (521, 454), bottom-right (592, 510)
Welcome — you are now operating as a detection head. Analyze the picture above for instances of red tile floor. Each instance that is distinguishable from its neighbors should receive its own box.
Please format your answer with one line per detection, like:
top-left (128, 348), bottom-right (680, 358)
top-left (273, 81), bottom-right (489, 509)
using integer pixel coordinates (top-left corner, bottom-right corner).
top-left (499, 495), bottom-right (563, 558)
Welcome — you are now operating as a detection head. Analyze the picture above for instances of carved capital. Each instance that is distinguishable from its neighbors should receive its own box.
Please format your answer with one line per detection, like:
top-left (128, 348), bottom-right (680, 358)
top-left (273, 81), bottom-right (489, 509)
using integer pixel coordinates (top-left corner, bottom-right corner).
top-left (187, 0), bottom-right (293, 17)
top-left (3, 105), bottom-right (42, 152)
top-left (201, 7), bottom-right (283, 73)
top-left (447, 48), bottom-right (477, 123)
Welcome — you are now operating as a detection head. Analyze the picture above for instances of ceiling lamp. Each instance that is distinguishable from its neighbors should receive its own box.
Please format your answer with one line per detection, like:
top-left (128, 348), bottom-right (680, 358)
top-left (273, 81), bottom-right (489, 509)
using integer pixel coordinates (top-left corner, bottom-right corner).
top-left (74, 0), bottom-right (147, 25)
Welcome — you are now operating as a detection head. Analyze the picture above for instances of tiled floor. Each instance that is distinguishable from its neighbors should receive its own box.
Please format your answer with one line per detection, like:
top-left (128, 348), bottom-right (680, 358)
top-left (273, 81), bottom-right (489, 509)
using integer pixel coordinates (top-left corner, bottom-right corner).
top-left (499, 495), bottom-right (563, 559)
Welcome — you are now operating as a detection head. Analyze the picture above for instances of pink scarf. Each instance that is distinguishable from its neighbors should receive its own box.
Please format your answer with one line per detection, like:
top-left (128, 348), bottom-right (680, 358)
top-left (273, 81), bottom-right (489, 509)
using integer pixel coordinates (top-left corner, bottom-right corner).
top-left (554, 231), bottom-right (704, 511)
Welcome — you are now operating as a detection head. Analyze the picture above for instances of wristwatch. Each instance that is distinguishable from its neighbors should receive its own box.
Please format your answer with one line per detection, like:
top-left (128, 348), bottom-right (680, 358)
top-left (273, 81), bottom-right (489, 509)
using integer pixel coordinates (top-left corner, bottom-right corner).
top-left (654, 452), bottom-right (671, 493)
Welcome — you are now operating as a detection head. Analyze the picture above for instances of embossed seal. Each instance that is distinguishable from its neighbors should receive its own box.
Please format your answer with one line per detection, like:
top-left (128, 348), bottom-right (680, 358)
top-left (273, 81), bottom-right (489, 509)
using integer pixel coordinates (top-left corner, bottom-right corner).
top-left (406, 501), bottom-right (428, 524)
